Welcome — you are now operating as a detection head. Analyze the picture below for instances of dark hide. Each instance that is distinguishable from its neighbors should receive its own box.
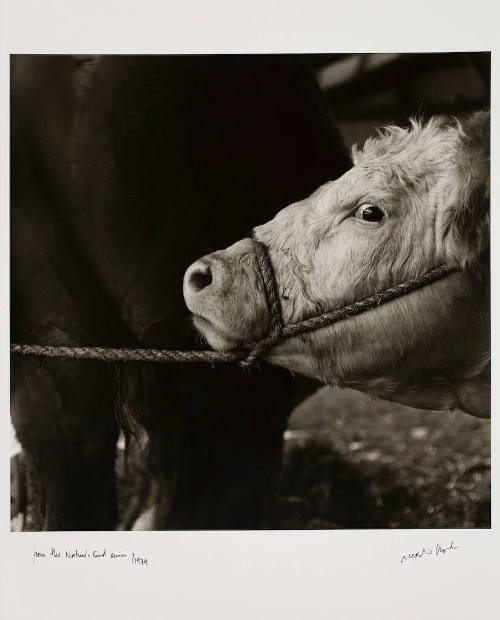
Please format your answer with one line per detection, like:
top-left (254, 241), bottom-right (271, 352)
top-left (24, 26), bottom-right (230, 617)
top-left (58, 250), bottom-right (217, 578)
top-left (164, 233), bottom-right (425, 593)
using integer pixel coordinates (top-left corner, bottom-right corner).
top-left (11, 55), bottom-right (350, 530)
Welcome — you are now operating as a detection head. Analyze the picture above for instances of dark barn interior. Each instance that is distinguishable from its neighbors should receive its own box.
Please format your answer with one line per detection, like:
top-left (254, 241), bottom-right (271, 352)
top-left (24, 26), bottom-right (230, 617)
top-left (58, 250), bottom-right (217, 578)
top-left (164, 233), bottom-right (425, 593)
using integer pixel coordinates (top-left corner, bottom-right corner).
top-left (312, 52), bottom-right (489, 143)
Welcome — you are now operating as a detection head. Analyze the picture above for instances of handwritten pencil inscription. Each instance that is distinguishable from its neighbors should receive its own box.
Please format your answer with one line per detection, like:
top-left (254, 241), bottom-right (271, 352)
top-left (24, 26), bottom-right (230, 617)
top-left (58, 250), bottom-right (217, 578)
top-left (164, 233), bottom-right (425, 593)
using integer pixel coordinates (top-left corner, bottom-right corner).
top-left (32, 547), bottom-right (149, 567)
top-left (401, 541), bottom-right (459, 563)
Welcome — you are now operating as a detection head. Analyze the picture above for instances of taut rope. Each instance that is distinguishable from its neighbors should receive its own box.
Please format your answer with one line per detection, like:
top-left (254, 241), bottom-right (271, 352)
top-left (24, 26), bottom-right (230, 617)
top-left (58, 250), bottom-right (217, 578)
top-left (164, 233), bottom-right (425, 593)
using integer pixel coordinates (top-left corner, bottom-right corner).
top-left (11, 236), bottom-right (457, 367)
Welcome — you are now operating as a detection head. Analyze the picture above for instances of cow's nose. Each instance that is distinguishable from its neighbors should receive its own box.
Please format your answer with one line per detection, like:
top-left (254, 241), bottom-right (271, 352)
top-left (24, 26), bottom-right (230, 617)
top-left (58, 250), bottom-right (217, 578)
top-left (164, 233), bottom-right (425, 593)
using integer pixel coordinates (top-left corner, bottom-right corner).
top-left (185, 260), bottom-right (213, 294)
top-left (183, 254), bottom-right (232, 311)
top-left (183, 257), bottom-right (220, 311)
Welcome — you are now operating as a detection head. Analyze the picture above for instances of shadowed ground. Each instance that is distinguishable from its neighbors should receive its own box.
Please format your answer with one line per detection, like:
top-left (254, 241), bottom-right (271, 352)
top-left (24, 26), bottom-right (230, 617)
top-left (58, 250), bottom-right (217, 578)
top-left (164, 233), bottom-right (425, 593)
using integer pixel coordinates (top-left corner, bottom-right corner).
top-left (268, 386), bottom-right (490, 529)
top-left (12, 385), bottom-right (490, 530)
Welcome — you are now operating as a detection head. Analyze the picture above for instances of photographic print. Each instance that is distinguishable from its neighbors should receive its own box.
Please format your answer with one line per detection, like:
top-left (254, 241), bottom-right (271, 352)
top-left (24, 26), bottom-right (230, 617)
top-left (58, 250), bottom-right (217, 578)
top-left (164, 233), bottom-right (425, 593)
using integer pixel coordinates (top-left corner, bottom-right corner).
top-left (10, 52), bottom-right (490, 533)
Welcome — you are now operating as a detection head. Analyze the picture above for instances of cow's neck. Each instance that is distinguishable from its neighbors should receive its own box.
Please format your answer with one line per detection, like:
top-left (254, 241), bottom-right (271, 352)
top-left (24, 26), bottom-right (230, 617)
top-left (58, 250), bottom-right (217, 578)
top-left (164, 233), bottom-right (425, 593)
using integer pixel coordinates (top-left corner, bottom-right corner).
top-left (340, 367), bottom-right (490, 418)
top-left (339, 270), bottom-right (490, 417)
top-left (271, 265), bottom-right (490, 418)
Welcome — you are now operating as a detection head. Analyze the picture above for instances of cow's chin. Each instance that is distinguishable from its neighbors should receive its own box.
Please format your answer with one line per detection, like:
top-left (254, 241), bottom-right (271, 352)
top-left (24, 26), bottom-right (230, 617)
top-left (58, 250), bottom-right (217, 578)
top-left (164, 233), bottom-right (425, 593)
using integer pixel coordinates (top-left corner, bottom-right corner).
top-left (192, 315), bottom-right (244, 352)
top-left (194, 311), bottom-right (333, 382)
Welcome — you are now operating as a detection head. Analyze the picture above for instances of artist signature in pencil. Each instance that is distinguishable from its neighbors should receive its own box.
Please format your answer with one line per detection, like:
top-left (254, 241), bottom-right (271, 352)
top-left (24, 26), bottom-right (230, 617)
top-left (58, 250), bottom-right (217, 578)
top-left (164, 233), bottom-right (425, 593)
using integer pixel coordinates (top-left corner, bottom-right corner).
top-left (400, 541), bottom-right (459, 563)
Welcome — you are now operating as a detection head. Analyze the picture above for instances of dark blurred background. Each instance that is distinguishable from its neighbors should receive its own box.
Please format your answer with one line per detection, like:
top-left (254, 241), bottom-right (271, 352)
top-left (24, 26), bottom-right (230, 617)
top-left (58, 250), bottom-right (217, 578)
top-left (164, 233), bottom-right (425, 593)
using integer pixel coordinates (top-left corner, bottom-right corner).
top-left (308, 52), bottom-right (489, 145)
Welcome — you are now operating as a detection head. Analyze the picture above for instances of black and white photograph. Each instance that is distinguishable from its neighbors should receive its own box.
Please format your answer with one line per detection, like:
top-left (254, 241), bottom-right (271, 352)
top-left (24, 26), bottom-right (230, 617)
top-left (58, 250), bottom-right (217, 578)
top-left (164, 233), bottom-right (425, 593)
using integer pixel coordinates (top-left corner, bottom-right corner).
top-left (10, 52), bottom-right (490, 532)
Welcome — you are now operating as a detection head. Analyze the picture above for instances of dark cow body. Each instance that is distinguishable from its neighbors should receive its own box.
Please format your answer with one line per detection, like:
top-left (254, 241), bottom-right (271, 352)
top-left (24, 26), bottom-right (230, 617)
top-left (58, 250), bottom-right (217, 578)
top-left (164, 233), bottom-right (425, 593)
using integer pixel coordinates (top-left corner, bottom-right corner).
top-left (11, 55), bottom-right (350, 530)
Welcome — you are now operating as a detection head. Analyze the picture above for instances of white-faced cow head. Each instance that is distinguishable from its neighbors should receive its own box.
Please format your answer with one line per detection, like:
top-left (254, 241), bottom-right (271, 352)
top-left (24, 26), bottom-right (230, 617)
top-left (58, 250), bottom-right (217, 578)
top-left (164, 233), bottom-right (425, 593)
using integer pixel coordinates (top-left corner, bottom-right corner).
top-left (184, 112), bottom-right (490, 417)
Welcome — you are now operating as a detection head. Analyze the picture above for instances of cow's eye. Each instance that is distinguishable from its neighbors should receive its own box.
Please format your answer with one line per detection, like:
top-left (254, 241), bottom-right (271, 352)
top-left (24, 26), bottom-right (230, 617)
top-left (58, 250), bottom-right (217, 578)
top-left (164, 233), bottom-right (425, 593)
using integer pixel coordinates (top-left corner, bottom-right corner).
top-left (354, 204), bottom-right (385, 224)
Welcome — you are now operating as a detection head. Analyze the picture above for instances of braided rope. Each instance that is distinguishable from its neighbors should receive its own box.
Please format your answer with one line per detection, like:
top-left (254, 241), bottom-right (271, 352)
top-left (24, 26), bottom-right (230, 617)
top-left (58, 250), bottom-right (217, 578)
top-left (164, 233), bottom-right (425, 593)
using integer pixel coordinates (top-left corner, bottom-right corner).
top-left (238, 239), bottom-right (284, 368)
top-left (10, 238), bottom-right (457, 367)
top-left (10, 343), bottom-right (245, 364)
top-left (281, 263), bottom-right (457, 340)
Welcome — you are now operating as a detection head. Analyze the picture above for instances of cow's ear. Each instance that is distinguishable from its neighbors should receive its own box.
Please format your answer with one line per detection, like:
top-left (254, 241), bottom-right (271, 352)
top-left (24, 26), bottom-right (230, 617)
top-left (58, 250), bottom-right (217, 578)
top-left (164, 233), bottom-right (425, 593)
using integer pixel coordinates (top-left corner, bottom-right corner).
top-left (443, 111), bottom-right (490, 266)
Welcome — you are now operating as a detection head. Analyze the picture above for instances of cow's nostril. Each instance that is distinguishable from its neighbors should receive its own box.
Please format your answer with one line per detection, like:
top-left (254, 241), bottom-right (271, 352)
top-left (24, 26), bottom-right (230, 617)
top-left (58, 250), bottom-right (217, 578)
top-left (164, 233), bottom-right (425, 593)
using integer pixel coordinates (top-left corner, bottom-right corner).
top-left (187, 264), bottom-right (213, 292)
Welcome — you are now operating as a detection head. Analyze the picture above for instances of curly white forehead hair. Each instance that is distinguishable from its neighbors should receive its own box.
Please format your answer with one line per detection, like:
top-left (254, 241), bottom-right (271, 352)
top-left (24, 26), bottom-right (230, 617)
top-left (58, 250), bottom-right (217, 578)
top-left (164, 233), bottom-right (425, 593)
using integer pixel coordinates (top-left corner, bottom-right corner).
top-left (352, 116), bottom-right (460, 170)
top-left (352, 111), bottom-right (490, 266)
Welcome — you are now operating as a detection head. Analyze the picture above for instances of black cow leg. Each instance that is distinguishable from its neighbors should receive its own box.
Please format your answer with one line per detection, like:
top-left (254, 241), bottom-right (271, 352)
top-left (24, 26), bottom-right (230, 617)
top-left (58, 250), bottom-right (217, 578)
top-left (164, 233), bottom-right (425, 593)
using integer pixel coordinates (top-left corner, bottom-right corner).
top-left (42, 448), bottom-right (117, 531)
top-left (20, 445), bottom-right (118, 531)
top-left (143, 364), bottom-right (306, 530)
top-left (11, 357), bottom-right (119, 531)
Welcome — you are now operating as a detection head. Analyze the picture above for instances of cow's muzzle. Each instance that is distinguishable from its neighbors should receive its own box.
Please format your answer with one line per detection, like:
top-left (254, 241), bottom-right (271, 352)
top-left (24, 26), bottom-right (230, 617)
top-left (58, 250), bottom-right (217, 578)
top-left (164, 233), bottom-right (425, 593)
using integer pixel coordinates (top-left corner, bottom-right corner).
top-left (183, 239), bottom-right (270, 352)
